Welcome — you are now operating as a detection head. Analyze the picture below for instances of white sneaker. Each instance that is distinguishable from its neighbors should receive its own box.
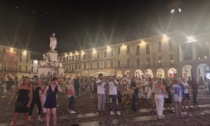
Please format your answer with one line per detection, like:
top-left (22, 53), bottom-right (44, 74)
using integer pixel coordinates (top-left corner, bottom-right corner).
top-left (182, 112), bottom-right (187, 115)
top-left (117, 111), bottom-right (121, 115)
top-left (69, 110), bottom-right (76, 114)
top-left (110, 111), bottom-right (114, 115)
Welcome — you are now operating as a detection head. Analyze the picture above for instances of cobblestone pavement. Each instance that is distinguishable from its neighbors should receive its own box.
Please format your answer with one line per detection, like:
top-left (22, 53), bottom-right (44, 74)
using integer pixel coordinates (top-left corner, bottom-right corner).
top-left (0, 92), bottom-right (210, 126)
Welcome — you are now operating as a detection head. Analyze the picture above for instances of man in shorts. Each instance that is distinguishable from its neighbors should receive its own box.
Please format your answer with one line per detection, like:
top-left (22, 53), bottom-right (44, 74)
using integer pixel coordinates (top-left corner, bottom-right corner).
top-left (182, 78), bottom-right (192, 109)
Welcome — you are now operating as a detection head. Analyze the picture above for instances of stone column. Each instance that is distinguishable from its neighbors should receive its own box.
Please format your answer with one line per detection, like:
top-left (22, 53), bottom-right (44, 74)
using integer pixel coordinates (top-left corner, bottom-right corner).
top-left (192, 44), bottom-right (196, 60)
top-left (179, 46), bottom-right (182, 61)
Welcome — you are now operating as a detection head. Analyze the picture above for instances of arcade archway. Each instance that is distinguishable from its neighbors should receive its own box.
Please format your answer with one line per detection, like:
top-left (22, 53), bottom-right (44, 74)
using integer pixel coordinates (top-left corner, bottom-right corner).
top-left (182, 65), bottom-right (192, 80)
top-left (145, 69), bottom-right (153, 78)
top-left (197, 63), bottom-right (210, 82)
top-left (168, 68), bottom-right (177, 78)
top-left (156, 68), bottom-right (165, 78)
top-left (135, 69), bottom-right (143, 78)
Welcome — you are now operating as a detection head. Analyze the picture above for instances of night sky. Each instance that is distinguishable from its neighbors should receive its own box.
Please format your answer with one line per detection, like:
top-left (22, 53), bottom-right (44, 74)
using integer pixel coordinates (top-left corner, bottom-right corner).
top-left (0, 0), bottom-right (209, 59)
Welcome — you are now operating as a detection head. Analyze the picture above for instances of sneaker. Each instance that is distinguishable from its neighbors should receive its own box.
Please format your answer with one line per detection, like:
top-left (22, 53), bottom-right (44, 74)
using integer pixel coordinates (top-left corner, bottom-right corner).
top-left (69, 110), bottom-right (76, 114)
top-left (110, 111), bottom-right (114, 115)
top-left (158, 115), bottom-right (165, 119)
top-left (182, 112), bottom-right (187, 115)
top-left (117, 111), bottom-right (121, 115)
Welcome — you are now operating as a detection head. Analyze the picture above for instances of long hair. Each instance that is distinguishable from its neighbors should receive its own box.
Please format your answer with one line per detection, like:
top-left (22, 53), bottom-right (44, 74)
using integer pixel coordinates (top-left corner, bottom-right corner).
top-left (22, 77), bottom-right (30, 85)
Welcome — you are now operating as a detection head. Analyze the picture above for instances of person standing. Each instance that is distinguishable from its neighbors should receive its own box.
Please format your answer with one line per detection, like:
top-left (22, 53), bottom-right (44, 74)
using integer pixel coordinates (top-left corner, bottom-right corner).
top-left (9, 77), bottom-right (33, 126)
top-left (130, 77), bottom-right (139, 112)
top-left (42, 77), bottom-right (62, 126)
top-left (154, 78), bottom-right (167, 119)
top-left (74, 76), bottom-right (80, 97)
top-left (96, 74), bottom-right (106, 115)
top-left (108, 76), bottom-right (121, 115)
top-left (67, 79), bottom-right (76, 114)
top-left (191, 77), bottom-right (198, 104)
top-left (29, 81), bottom-right (43, 122)
top-left (171, 79), bottom-right (183, 117)
top-left (182, 78), bottom-right (192, 109)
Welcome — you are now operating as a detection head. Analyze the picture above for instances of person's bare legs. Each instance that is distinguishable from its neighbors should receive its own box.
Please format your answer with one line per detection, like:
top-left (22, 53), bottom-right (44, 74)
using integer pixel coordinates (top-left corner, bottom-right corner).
top-left (52, 108), bottom-right (57, 126)
top-left (45, 109), bottom-right (51, 126)
top-left (13, 113), bottom-right (19, 126)
top-left (24, 112), bottom-right (29, 126)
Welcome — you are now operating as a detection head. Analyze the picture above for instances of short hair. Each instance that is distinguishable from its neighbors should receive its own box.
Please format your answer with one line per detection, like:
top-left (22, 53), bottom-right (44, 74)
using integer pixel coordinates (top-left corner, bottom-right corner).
top-left (99, 74), bottom-right (103, 77)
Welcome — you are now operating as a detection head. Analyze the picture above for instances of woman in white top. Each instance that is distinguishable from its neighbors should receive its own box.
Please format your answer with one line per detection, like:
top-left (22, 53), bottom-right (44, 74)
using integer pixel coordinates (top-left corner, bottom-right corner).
top-left (67, 79), bottom-right (76, 114)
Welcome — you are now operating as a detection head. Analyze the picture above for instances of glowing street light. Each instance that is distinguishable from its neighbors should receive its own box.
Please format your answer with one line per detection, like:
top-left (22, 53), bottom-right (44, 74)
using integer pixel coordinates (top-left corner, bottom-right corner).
top-left (81, 50), bottom-right (85, 55)
top-left (187, 36), bottom-right (196, 42)
top-left (9, 48), bottom-right (14, 53)
top-left (22, 50), bottom-right (27, 55)
top-left (107, 46), bottom-right (111, 52)
top-left (92, 48), bottom-right (96, 54)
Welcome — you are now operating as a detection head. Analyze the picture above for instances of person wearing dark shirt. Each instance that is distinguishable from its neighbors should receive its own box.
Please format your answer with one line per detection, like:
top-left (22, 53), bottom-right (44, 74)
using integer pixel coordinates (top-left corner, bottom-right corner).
top-left (29, 81), bottom-right (43, 122)
top-left (74, 77), bottom-right (80, 97)
top-left (191, 77), bottom-right (198, 104)
top-left (130, 77), bottom-right (139, 112)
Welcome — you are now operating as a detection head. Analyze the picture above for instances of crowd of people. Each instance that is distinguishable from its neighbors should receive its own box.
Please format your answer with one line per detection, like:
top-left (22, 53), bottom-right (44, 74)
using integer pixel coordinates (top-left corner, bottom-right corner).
top-left (1, 74), bottom-right (210, 126)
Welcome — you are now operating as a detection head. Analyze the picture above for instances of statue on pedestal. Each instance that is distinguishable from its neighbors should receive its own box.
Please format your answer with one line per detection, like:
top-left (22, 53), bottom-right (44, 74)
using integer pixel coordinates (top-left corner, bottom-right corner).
top-left (49, 33), bottom-right (57, 51)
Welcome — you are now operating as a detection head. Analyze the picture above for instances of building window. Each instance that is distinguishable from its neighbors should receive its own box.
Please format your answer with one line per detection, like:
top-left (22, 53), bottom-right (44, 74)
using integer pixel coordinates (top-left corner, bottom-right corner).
top-left (169, 40), bottom-right (173, 51)
top-left (147, 58), bottom-right (150, 66)
top-left (104, 51), bottom-right (107, 58)
top-left (137, 58), bottom-right (140, 67)
top-left (170, 55), bottom-right (174, 61)
top-left (127, 59), bottom-right (130, 67)
top-left (75, 64), bottom-right (78, 70)
top-left (19, 56), bottom-right (22, 62)
top-left (158, 41), bottom-right (162, 53)
top-left (79, 64), bottom-right (81, 69)
top-left (90, 62), bottom-right (92, 69)
top-left (118, 60), bottom-right (120, 67)
top-left (127, 46), bottom-right (130, 54)
top-left (146, 44), bottom-right (150, 54)
top-left (118, 47), bottom-right (120, 54)
top-left (89, 54), bottom-right (92, 60)
top-left (111, 51), bottom-right (114, 57)
top-left (19, 66), bottom-right (21, 71)
top-left (97, 53), bottom-right (99, 59)
top-left (104, 61), bottom-right (107, 68)
top-left (97, 62), bottom-right (99, 68)
top-left (79, 55), bottom-right (81, 60)
top-left (136, 46), bottom-right (140, 55)
top-left (84, 63), bottom-right (86, 69)
top-left (158, 56), bottom-right (161, 63)
top-left (25, 65), bottom-right (28, 72)
top-left (83, 54), bottom-right (86, 60)
top-left (72, 56), bottom-right (74, 61)
top-left (111, 60), bottom-right (113, 67)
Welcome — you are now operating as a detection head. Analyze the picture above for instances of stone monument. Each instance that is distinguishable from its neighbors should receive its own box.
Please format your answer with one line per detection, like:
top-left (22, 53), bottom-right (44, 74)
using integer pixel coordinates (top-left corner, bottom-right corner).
top-left (38, 33), bottom-right (64, 78)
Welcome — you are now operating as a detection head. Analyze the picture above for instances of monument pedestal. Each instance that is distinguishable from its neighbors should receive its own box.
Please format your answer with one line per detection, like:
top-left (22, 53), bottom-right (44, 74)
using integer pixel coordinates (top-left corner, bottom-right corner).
top-left (37, 33), bottom-right (64, 78)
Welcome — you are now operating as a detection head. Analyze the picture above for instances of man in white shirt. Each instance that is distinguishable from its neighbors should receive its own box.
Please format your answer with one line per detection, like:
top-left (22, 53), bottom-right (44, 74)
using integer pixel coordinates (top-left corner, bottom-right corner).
top-left (182, 78), bottom-right (192, 109)
top-left (96, 74), bottom-right (106, 115)
top-left (108, 76), bottom-right (121, 115)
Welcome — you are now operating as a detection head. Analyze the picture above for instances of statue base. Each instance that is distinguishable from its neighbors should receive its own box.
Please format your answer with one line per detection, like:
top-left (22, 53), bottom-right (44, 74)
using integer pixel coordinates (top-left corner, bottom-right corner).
top-left (38, 66), bottom-right (64, 78)
top-left (46, 51), bottom-right (58, 62)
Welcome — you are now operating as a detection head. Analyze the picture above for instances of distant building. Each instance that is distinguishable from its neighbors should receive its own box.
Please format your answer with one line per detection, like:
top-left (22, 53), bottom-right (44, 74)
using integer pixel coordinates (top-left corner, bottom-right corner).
top-left (0, 45), bottom-right (33, 79)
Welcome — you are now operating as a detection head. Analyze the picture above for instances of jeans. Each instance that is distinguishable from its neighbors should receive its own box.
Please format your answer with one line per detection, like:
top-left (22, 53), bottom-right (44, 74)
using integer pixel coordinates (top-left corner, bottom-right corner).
top-left (109, 95), bottom-right (120, 111)
top-left (69, 96), bottom-right (75, 110)
top-left (131, 93), bottom-right (137, 111)
top-left (98, 94), bottom-right (106, 111)
top-left (192, 90), bottom-right (197, 103)
top-left (155, 95), bottom-right (164, 116)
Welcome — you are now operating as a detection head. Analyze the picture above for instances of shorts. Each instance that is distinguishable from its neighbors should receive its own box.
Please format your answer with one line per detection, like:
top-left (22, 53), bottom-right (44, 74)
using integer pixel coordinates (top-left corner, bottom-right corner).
top-left (185, 93), bottom-right (190, 100)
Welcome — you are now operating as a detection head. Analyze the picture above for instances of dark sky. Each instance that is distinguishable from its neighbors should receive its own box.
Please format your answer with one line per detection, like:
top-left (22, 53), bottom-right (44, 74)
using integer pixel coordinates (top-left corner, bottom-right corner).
top-left (0, 0), bottom-right (209, 59)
